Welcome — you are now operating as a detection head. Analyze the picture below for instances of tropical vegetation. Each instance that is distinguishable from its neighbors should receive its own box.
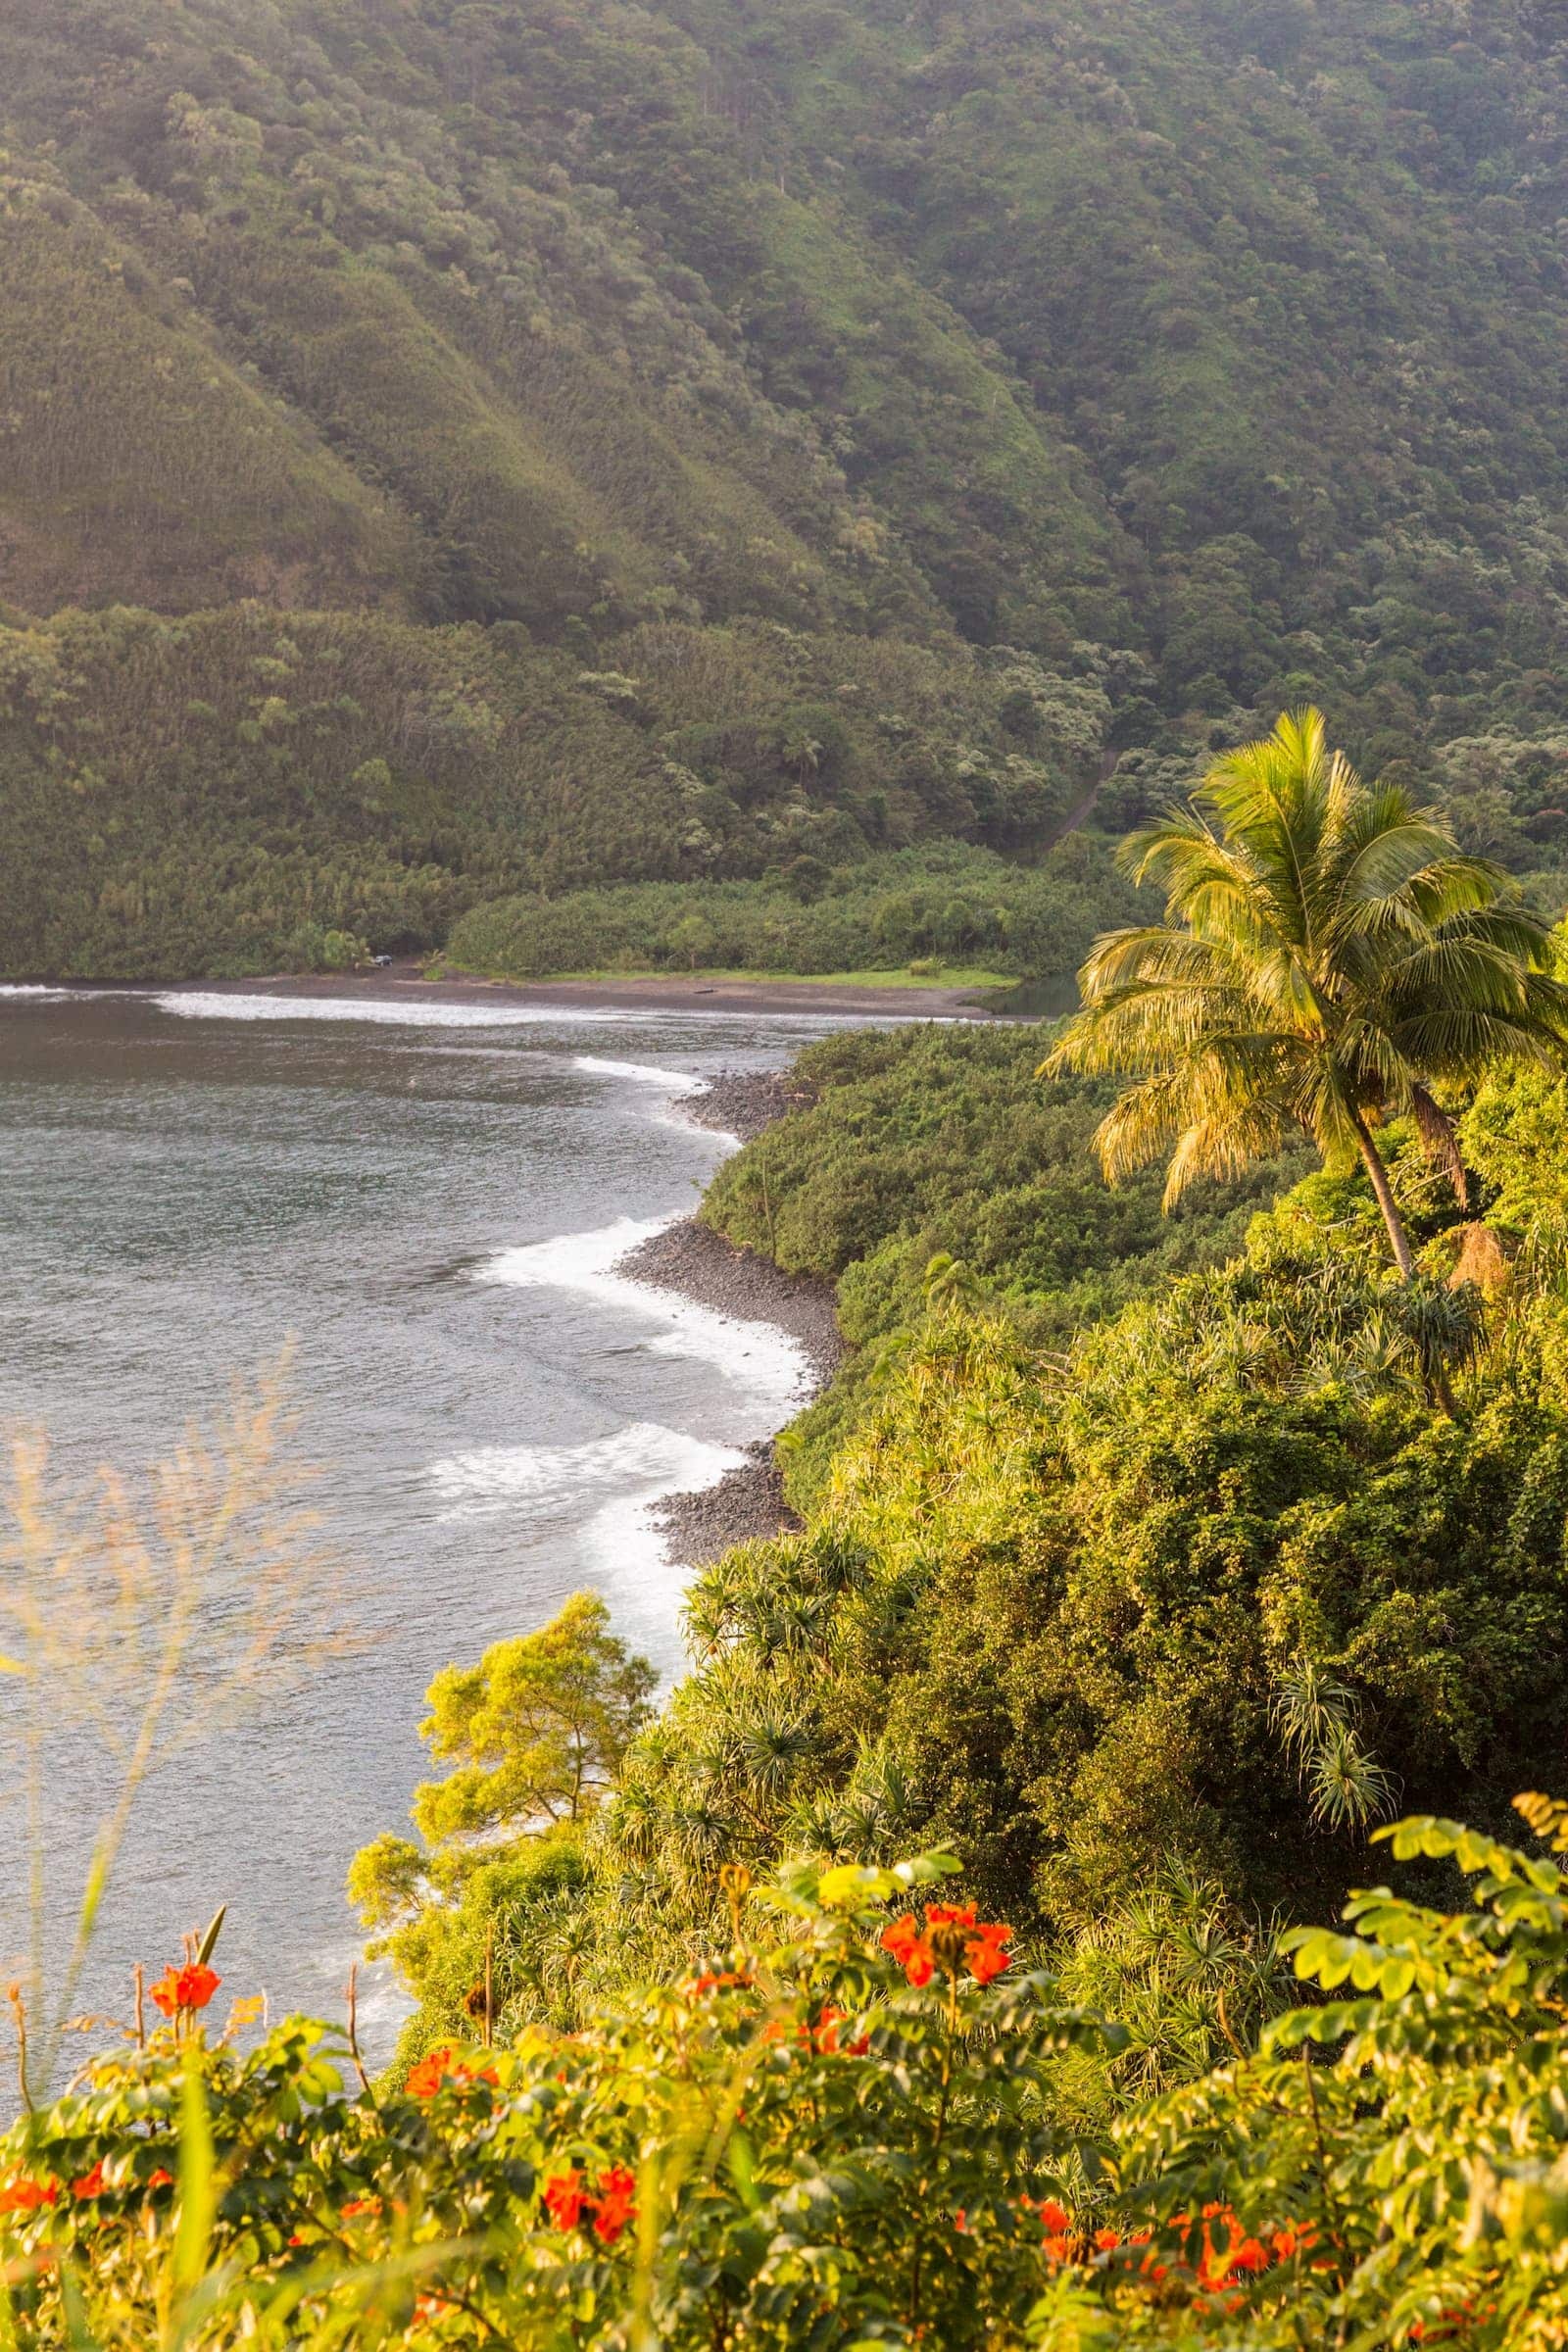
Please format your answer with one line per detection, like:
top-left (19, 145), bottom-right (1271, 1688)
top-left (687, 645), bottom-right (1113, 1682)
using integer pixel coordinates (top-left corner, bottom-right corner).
top-left (8, 1801), bottom-right (1568, 2345)
top-left (1049, 709), bottom-right (1568, 1280)
top-left (11, 0), bottom-right (1568, 2326)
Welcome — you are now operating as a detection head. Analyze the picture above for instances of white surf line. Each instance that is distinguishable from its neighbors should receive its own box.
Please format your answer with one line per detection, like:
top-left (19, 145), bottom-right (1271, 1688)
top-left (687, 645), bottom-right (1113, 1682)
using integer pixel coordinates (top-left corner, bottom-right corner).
top-left (570, 1053), bottom-right (727, 1137)
top-left (0, 984), bottom-right (120, 1001)
top-left (572, 1054), bottom-right (709, 1089)
top-left (153, 991), bottom-right (627, 1027)
top-left (429, 1422), bottom-right (745, 1526)
top-left (464, 1213), bottom-right (809, 1651)
top-left (473, 1214), bottom-right (809, 1399)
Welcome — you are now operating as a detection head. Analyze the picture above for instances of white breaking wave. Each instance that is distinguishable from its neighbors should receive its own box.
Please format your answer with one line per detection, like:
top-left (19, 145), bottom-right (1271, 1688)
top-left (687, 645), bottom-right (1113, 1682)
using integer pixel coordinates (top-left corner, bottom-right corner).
top-left (428, 1423), bottom-right (746, 1662)
top-left (153, 991), bottom-right (623, 1028)
top-left (429, 1422), bottom-right (741, 1523)
top-left (464, 1215), bottom-right (808, 1660)
top-left (0, 984), bottom-right (116, 1001)
top-left (573, 1054), bottom-right (707, 1090)
top-left (472, 1215), bottom-right (808, 1405)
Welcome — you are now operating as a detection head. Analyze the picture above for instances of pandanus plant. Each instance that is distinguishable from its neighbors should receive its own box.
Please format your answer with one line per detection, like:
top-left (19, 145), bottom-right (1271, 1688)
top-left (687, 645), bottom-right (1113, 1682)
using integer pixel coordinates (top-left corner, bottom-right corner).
top-left (1048, 709), bottom-right (1568, 1284)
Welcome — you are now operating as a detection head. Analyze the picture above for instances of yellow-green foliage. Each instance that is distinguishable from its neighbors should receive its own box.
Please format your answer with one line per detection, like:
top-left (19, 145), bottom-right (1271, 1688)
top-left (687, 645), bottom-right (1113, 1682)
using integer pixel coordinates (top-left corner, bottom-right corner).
top-left (11, 1810), bottom-right (1568, 2346)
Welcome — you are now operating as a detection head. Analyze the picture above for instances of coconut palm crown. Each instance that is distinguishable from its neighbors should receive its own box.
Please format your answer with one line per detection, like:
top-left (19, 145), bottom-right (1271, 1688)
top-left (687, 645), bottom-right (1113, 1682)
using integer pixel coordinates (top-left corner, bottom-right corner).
top-left (1047, 708), bottom-right (1568, 1276)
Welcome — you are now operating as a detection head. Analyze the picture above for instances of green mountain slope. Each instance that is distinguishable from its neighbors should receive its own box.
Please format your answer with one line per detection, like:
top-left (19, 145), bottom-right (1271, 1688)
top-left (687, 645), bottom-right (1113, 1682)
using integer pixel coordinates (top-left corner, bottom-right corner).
top-left (6, 0), bottom-right (1568, 973)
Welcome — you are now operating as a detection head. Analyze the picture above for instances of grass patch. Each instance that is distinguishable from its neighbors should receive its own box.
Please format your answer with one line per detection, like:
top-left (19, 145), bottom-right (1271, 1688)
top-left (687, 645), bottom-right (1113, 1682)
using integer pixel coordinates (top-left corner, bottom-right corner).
top-left (440, 961), bottom-right (1018, 992)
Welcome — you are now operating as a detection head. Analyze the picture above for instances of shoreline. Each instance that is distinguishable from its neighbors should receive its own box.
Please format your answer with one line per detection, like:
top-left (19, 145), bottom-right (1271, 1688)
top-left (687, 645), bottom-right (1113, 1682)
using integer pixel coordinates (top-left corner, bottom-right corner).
top-left (141, 963), bottom-right (1008, 1021)
top-left (615, 1071), bottom-right (840, 1570)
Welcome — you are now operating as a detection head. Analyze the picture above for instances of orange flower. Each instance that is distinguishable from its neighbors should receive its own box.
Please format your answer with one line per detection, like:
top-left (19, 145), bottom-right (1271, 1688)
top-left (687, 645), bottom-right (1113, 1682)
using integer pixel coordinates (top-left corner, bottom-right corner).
top-left (145, 2169), bottom-right (173, 2192)
top-left (543, 2170), bottom-right (586, 2230)
top-left (70, 2166), bottom-right (106, 2200)
top-left (341, 2196), bottom-right (382, 2220)
top-left (881, 1904), bottom-right (1011, 1987)
top-left (592, 2167), bottom-right (636, 2245)
top-left (880, 1912), bottom-right (936, 1986)
top-left (686, 1969), bottom-right (752, 1998)
top-left (1036, 2199), bottom-right (1072, 2235)
top-left (149, 1963), bottom-right (220, 2019)
top-left (405, 2045), bottom-right (497, 2099)
top-left (543, 2165), bottom-right (636, 2242)
top-left (808, 2005), bottom-right (870, 2056)
top-left (0, 2179), bottom-right (57, 2215)
top-left (965, 1922), bottom-right (1012, 1984)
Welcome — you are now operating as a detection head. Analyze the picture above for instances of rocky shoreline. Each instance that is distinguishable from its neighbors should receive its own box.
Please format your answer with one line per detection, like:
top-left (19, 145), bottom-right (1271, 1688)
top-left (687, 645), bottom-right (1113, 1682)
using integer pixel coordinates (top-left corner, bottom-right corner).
top-left (675, 1064), bottom-right (818, 1144)
top-left (613, 1077), bottom-right (839, 1571)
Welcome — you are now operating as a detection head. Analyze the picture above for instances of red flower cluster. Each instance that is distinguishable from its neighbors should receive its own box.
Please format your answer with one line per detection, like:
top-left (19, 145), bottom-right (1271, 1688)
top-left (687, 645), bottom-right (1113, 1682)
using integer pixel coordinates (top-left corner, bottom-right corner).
top-left (881, 1903), bottom-right (1012, 1987)
top-left (685, 1970), bottom-right (753, 1999)
top-left (542, 2165), bottom-right (637, 2245)
top-left (149, 1963), bottom-right (220, 2019)
top-left (805, 2004), bottom-right (870, 2056)
top-left (404, 2045), bottom-right (499, 2100)
top-left (70, 2166), bottom-right (106, 2201)
top-left (1032, 2197), bottom-right (1314, 2301)
top-left (0, 2179), bottom-right (58, 2216)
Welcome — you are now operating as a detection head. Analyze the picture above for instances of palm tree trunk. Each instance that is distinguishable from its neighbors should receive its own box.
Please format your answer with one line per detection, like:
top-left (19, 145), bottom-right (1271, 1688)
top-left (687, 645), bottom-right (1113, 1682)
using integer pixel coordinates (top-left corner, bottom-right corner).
top-left (1346, 1106), bottom-right (1415, 1280)
top-left (1348, 1109), bottom-right (1456, 1411)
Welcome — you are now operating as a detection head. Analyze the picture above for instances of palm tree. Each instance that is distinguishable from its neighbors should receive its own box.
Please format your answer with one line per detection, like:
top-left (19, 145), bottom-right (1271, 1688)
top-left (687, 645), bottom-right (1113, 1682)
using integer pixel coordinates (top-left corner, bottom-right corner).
top-left (1047, 708), bottom-right (1568, 1279)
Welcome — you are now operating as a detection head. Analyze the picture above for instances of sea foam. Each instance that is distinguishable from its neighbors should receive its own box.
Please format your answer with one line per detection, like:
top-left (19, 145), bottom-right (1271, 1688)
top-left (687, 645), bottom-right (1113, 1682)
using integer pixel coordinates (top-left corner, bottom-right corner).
top-left (0, 984), bottom-right (115, 1001)
top-left (429, 1422), bottom-right (742, 1522)
top-left (153, 991), bottom-right (623, 1028)
top-left (472, 1215), bottom-right (808, 1404)
top-left (572, 1054), bottom-right (707, 1090)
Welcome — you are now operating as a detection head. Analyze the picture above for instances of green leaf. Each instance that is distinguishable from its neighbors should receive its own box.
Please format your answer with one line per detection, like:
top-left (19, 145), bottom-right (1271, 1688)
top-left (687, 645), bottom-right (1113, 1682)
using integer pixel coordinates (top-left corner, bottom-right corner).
top-left (196, 1905), bottom-right (227, 1970)
top-left (172, 2049), bottom-right (217, 2304)
top-left (891, 1851), bottom-right (961, 1887)
top-left (817, 1864), bottom-right (896, 1909)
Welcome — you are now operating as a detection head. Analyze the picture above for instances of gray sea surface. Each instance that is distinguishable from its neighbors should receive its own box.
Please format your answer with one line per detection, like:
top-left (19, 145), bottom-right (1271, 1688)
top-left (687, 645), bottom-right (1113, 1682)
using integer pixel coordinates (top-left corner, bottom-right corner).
top-left (0, 985), bottom-right (844, 2055)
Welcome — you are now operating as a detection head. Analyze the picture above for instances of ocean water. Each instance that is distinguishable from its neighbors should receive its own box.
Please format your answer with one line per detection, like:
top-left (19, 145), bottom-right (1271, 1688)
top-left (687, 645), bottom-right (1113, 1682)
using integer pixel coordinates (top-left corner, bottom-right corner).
top-left (0, 986), bottom-right (843, 2052)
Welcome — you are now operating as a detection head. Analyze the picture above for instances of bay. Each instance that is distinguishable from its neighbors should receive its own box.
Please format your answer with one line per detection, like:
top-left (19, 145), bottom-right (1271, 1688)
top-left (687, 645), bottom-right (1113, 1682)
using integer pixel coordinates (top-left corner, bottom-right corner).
top-left (0, 986), bottom-right (841, 2052)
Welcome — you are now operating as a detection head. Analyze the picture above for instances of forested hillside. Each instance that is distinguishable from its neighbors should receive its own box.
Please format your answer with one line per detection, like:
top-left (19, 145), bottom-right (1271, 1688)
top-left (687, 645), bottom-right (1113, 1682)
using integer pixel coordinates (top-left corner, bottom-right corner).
top-left (9, 0), bottom-right (1568, 973)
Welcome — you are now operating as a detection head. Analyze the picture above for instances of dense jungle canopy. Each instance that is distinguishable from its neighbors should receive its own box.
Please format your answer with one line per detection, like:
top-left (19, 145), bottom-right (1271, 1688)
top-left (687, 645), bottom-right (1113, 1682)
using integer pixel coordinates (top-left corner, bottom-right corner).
top-left (8, 0), bottom-right (1568, 971)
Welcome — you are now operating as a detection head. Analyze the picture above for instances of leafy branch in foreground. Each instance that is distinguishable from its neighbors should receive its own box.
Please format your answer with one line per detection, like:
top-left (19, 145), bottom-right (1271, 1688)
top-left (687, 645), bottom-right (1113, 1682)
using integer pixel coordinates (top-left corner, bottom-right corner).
top-left (9, 1798), bottom-right (1568, 2345)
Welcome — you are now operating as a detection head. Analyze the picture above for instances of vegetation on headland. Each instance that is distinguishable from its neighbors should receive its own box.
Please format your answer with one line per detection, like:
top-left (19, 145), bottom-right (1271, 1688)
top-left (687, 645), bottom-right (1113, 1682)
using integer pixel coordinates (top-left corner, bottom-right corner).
top-left (11, 712), bottom-right (1568, 2339)
top-left (443, 836), bottom-right (1141, 989)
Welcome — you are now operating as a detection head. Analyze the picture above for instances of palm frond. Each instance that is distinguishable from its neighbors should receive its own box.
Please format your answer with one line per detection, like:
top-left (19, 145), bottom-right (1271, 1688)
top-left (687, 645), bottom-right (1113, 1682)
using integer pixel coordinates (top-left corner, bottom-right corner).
top-left (1056, 706), bottom-right (1568, 1264)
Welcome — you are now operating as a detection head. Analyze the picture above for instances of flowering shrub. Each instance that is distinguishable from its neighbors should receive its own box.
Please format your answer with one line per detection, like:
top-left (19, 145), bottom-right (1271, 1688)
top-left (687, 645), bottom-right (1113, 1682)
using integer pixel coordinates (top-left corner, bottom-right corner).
top-left (0, 1853), bottom-right (1116, 2347)
top-left (148, 1961), bottom-right (220, 2022)
top-left (5, 1811), bottom-right (1568, 2346)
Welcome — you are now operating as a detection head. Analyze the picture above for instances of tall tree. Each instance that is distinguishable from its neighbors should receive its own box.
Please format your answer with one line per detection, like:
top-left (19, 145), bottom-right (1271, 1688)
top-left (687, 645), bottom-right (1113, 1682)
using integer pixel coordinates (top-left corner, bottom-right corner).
top-left (1048, 709), bottom-right (1568, 1278)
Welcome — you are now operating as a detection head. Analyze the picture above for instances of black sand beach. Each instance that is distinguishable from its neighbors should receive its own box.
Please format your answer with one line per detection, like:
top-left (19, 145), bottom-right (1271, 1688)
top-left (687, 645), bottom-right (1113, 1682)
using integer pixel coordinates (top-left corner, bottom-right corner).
top-left (616, 1072), bottom-right (841, 1569)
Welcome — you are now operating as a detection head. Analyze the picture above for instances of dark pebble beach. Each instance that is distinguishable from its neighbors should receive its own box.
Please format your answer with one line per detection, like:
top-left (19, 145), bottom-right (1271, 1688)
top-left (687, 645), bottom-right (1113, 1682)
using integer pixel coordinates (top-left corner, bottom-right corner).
top-left (613, 1070), bottom-right (839, 1568)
